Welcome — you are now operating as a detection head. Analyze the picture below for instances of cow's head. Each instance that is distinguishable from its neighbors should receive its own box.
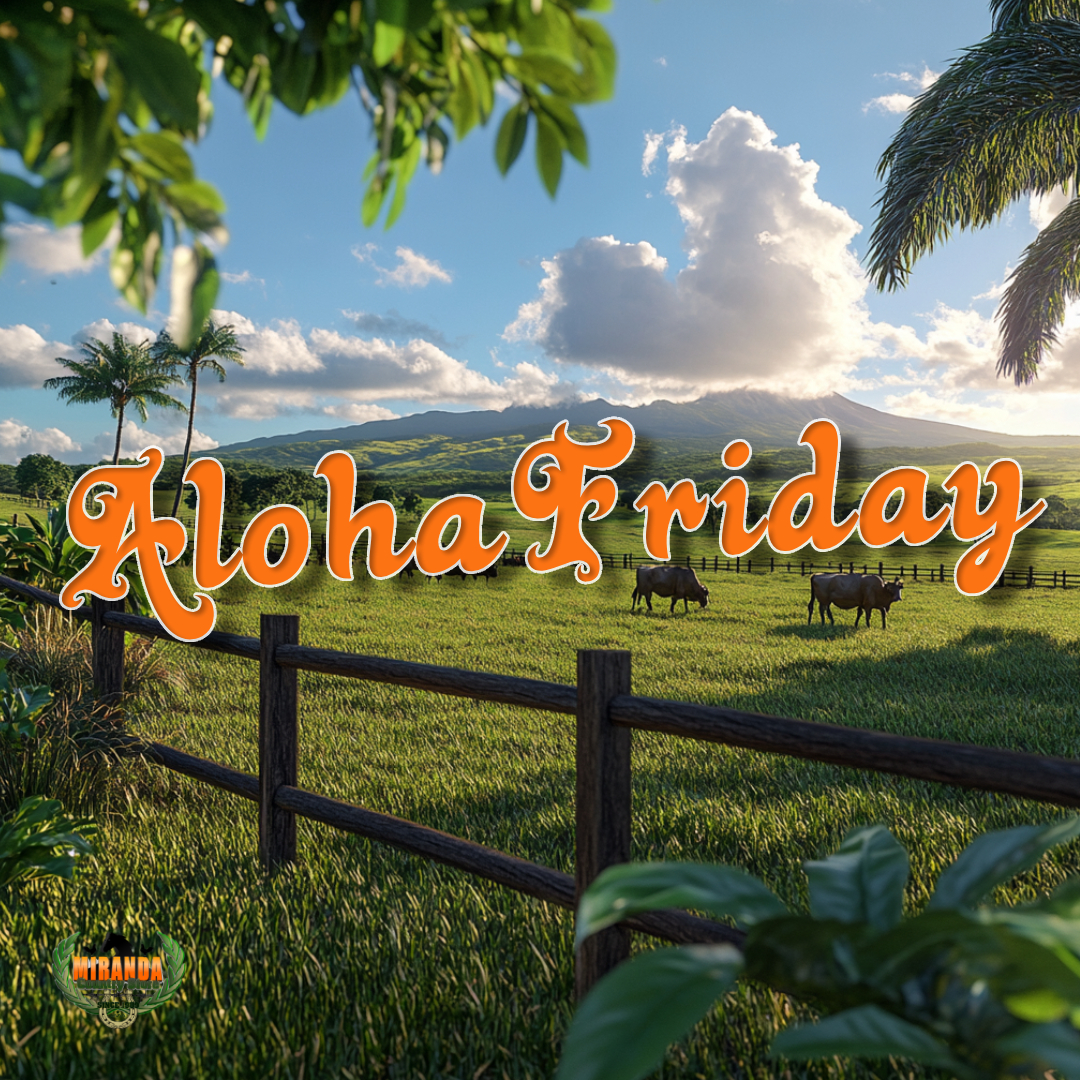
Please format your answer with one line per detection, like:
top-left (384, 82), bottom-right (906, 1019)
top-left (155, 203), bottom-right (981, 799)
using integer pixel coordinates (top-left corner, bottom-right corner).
top-left (696, 584), bottom-right (710, 609)
top-left (888, 579), bottom-right (904, 603)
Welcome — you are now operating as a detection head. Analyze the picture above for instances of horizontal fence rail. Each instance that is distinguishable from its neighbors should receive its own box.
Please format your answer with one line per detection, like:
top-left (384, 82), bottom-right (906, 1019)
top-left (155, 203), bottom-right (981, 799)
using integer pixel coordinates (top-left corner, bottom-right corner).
top-left (4, 572), bottom-right (1080, 995)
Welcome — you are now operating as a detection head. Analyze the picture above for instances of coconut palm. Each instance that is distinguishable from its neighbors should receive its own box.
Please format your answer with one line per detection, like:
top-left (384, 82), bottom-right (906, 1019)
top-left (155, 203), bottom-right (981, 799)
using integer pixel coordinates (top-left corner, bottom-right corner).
top-left (867, 0), bottom-right (1080, 385)
top-left (153, 321), bottom-right (245, 518)
top-left (45, 334), bottom-right (185, 465)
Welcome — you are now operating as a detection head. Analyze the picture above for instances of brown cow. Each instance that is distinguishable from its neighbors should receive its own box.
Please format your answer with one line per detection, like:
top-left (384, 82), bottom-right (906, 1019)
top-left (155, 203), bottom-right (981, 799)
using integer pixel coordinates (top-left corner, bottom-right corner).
top-left (631, 565), bottom-right (710, 613)
top-left (807, 573), bottom-right (904, 629)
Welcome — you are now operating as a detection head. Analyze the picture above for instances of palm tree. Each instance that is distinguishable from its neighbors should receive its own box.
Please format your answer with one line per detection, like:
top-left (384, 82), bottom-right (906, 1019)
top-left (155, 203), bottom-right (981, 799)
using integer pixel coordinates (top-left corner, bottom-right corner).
top-left (45, 334), bottom-right (185, 465)
top-left (867, 0), bottom-right (1080, 385)
top-left (154, 321), bottom-right (245, 518)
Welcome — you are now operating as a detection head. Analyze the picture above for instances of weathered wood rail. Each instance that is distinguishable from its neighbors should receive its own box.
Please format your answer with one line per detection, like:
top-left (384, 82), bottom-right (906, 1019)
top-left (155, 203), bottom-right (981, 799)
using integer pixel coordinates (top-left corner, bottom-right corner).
top-left (3, 571), bottom-right (1080, 999)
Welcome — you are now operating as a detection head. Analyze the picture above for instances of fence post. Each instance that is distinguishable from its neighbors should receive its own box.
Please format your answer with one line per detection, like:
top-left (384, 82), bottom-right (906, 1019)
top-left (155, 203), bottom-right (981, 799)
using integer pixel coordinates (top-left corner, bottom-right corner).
top-left (878, 561), bottom-right (883, 576)
top-left (260, 614), bottom-right (300, 871)
top-left (575, 649), bottom-right (632, 1000)
top-left (1028, 566), bottom-right (1034, 589)
top-left (91, 596), bottom-right (126, 705)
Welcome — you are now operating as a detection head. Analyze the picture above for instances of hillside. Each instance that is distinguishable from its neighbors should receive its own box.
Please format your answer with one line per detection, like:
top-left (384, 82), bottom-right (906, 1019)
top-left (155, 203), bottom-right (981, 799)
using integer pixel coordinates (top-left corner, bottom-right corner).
top-left (198, 390), bottom-right (1080, 471)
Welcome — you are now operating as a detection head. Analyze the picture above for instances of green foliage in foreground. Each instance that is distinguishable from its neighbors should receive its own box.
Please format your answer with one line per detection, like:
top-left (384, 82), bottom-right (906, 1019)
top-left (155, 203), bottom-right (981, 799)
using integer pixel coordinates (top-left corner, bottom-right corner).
top-left (4, 570), bottom-right (1080, 1077)
top-left (562, 820), bottom-right (1080, 1080)
top-left (0, 796), bottom-right (97, 893)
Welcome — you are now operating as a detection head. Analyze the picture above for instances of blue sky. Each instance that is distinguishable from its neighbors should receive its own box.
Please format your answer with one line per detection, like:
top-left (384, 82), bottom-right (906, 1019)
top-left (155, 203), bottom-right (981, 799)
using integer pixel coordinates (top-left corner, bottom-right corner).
top-left (2, 0), bottom-right (1071, 465)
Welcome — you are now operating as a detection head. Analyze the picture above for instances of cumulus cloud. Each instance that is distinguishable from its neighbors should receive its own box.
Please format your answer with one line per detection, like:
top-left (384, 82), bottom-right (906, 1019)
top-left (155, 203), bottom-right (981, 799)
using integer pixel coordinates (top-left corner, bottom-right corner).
top-left (4, 222), bottom-right (116, 276)
top-left (352, 244), bottom-right (453, 287)
top-left (0, 325), bottom-right (71, 387)
top-left (507, 109), bottom-right (882, 398)
top-left (196, 309), bottom-right (570, 419)
top-left (74, 319), bottom-right (157, 348)
top-left (90, 421), bottom-right (218, 462)
top-left (0, 419), bottom-right (81, 465)
top-left (864, 67), bottom-right (940, 114)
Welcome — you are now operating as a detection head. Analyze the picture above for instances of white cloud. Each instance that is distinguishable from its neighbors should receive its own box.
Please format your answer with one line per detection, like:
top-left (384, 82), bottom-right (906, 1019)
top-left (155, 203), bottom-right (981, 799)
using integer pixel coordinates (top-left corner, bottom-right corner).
top-left (197, 309), bottom-right (570, 419)
top-left (642, 131), bottom-right (665, 176)
top-left (322, 403), bottom-right (401, 423)
top-left (1030, 185), bottom-right (1074, 231)
top-left (74, 319), bottom-right (157, 348)
top-left (0, 419), bottom-right (81, 465)
top-left (352, 244), bottom-right (453, 288)
top-left (220, 269), bottom-right (265, 286)
top-left (864, 93), bottom-right (917, 115)
top-left (91, 421), bottom-right (219, 462)
top-left (4, 222), bottom-right (117, 276)
top-left (0, 325), bottom-right (71, 388)
top-left (864, 67), bottom-right (940, 115)
top-left (507, 109), bottom-right (880, 398)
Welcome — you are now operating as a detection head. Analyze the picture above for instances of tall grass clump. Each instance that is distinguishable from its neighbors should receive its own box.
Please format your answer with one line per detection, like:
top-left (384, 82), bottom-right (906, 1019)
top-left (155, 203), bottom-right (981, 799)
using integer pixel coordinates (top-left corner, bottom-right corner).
top-left (0, 605), bottom-right (189, 816)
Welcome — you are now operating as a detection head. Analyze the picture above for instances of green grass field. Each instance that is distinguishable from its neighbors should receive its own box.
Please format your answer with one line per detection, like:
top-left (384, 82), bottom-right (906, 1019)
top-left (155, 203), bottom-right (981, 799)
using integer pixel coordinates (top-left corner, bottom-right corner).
top-left (4, 559), bottom-right (1080, 1079)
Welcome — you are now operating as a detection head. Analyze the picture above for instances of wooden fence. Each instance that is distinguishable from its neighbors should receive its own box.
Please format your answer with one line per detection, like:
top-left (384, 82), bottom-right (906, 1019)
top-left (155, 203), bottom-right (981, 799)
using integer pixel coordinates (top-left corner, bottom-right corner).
top-left (4, 572), bottom-right (1080, 1000)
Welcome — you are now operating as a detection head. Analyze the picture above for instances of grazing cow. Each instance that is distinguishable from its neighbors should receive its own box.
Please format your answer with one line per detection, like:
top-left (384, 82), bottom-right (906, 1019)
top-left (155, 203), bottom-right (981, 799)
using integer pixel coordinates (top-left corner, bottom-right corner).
top-left (473, 564), bottom-right (498, 584)
top-left (397, 557), bottom-right (418, 581)
top-left (807, 573), bottom-right (904, 629)
top-left (631, 565), bottom-right (710, 613)
top-left (502, 554), bottom-right (526, 567)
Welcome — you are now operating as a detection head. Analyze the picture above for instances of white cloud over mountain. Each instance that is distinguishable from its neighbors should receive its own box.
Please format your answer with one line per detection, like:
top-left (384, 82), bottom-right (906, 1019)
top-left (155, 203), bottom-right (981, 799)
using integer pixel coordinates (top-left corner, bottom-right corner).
top-left (199, 309), bottom-right (569, 419)
top-left (507, 109), bottom-right (880, 397)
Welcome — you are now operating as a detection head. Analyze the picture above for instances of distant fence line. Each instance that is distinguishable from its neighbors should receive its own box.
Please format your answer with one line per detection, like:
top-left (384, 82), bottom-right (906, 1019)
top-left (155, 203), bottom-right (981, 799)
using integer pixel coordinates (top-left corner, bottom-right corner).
top-left (7, 510), bottom-right (1069, 590)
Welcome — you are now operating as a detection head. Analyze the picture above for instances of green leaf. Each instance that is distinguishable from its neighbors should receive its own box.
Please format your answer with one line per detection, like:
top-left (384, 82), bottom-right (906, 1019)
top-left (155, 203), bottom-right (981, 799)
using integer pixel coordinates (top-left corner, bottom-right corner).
top-left (80, 198), bottom-right (118, 259)
top-left (94, 8), bottom-right (202, 133)
top-left (361, 174), bottom-right (387, 228)
top-left (535, 112), bottom-right (564, 197)
top-left (162, 181), bottom-right (226, 234)
top-left (127, 133), bottom-right (195, 183)
top-left (805, 825), bottom-right (909, 931)
top-left (554, 945), bottom-right (743, 1080)
top-left (540, 96), bottom-right (588, 166)
top-left (576, 862), bottom-right (788, 950)
top-left (373, 21), bottom-right (406, 66)
top-left (1005, 987), bottom-right (1071, 1023)
top-left (994, 1020), bottom-right (1080, 1074)
top-left (0, 173), bottom-right (42, 213)
top-left (770, 1005), bottom-right (968, 1072)
top-left (496, 103), bottom-right (530, 175)
top-left (929, 817), bottom-right (1080, 911)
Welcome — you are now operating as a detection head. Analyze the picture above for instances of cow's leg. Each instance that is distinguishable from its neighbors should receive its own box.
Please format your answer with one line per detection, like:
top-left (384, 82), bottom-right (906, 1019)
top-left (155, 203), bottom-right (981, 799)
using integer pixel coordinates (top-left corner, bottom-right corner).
top-left (631, 588), bottom-right (639, 612)
top-left (645, 592), bottom-right (653, 612)
top-left (671, 596), bottom-right (677, 614)
top-left (880, 607), bottom-right (887, 630)
top-left (854, 607), bottom-right (863, 629)
top-left (825, 603), bottom-right (834, 626)
top-left (807, 594), bottom-right (816, 625)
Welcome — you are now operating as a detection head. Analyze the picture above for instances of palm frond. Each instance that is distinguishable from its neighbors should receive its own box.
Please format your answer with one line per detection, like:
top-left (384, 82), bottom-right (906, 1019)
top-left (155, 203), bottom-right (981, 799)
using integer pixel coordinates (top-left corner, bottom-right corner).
top-left (868, 20), bottom-right (1080, 293)
top-left (997, 195), bottom-right (1080, 382)
top-left (991, 0), bottom-right (1080, 28)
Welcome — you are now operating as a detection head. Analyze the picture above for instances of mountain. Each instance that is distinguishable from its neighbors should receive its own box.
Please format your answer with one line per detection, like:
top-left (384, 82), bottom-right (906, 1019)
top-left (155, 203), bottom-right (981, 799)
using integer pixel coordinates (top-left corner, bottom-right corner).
top-left (199, 390), bottom-right (1080, 470)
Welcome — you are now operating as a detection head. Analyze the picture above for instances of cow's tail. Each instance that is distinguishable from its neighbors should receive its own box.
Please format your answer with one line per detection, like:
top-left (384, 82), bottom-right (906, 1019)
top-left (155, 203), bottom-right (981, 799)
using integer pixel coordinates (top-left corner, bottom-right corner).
top-left (807, 576), bottom-right (817, 625)
top-left (630, 587), bottom-right (639, 611)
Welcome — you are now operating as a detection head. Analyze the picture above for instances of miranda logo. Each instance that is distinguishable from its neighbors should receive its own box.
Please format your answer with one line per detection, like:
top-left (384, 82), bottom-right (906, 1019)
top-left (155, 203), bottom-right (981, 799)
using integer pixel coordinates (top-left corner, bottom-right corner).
top-left (51, 930), bottom-right (187, 1029)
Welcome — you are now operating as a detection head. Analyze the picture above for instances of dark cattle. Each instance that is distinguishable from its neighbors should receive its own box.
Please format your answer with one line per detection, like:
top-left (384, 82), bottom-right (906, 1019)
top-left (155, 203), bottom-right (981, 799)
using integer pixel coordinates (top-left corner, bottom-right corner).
top-left (502, 554), bottom-right (526, 567)
top-left (473, 564), bottom-right (498, 584)
top-left (397, 557), bottom-right (418, 580)
top-left (807, 573), bottom-right (904, 629)
top-left (631, 565), bottom-right (710, 613)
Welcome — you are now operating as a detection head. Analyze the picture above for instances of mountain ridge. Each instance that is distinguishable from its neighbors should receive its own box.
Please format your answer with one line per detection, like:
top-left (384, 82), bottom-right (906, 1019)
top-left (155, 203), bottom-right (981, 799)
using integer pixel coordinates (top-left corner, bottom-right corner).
top-left (198, 390), bottom-right (1080, 469)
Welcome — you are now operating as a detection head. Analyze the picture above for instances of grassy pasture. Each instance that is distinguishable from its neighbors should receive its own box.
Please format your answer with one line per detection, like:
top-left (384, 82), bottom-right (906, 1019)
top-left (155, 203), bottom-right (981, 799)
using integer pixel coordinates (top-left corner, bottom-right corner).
top-left (3, 563), bottom-right (1080, 1079)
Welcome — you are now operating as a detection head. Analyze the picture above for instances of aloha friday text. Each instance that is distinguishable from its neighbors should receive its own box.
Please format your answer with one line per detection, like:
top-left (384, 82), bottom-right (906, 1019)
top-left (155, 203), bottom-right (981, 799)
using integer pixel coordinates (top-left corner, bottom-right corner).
top-left (59, 417), bottom-right (1047, 642)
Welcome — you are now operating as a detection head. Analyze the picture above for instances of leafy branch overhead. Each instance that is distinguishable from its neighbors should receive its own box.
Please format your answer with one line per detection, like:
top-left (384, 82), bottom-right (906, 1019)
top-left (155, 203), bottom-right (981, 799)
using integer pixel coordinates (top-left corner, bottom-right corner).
top-left (0, 1), bottom-right (615, 347)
